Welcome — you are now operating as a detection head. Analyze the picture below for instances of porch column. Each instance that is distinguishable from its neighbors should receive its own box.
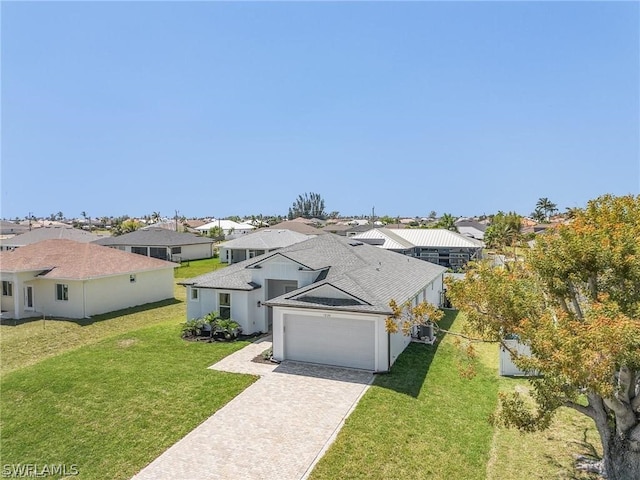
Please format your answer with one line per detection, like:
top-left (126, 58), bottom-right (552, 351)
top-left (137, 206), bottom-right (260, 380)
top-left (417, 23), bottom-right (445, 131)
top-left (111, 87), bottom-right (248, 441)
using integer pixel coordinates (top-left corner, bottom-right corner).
top-left (13, 275), bottom-right (21, 320)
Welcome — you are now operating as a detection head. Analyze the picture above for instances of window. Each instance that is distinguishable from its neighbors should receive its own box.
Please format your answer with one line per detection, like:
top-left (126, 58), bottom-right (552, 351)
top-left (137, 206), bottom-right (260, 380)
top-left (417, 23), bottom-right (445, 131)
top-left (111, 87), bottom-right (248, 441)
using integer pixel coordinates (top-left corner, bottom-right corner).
top-left (56, 284), bottom-right (69, 301)
top-left (248, 250), bottom-right (265, 258)
top-left (130, 274), bottom-right (136, 283)
top-left (190, 288), bottom-right (199, 301)
top-left (171, 246), bottom-right (182, 255)
top-left (2, 281), bottom-right (13, 296)
top-left (420, 252), bottom-right (440, 264)
top-left (149, 247), bottom-right (166, 260)
top-left (219, 293), bottom-right (231, 319)
top-left (131, 246), bottom-right (147, 256)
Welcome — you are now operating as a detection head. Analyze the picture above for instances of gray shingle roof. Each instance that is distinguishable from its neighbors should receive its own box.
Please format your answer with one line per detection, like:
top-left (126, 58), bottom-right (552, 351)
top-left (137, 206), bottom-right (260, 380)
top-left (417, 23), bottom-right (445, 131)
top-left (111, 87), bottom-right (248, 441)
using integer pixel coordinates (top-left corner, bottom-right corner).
top-left (220, 229), bottom-right (310, 250)
top-left (181, 234), bottom-right (446, 314)
top-left (93, 228), bottom-right (215, 247)
top-left (1, 227), bottom-right (103, 247)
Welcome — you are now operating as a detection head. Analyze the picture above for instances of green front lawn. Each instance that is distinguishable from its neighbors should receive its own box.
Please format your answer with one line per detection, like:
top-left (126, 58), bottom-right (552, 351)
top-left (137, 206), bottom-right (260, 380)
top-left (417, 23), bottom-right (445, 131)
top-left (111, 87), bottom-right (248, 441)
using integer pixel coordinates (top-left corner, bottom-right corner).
top-left (0, 287), bottom-right (186, 376)
top-left (0, 322), bottom-right (255, 480)
top-left (174, 256), bottom-right (224, 279)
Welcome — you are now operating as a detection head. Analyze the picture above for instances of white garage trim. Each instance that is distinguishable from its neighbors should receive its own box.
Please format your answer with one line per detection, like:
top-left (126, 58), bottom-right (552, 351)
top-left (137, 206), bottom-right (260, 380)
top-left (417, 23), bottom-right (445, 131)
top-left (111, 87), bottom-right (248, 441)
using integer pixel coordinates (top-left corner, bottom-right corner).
top-left (273, 307), bottom-right (387, 372)
top-left (284, 314), bottom-right (375, 370)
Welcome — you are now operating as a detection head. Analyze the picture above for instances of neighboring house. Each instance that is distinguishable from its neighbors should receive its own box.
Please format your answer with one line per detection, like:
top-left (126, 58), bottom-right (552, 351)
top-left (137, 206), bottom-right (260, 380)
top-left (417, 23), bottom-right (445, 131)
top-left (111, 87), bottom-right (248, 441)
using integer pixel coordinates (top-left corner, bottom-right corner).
top-left (454, 219), bottom-right (487, 240)
top-left (267, 221), bottom-right (325, 235)
top-left (352, 228), bottom-right (484, 270)
top-left (0, 220), bottom-right (30, 237)
top-left (94, 228), bottom-right (215, 261)
top-left (0, 239), bottom-right (176, 320)
top-left (320, 223), bottom-right (351, 236)
top-left (521, 223), bottom-right (559, 235)
top-left (180, 234), bottom-right (446, 372)
top-left (195, 219), bottom-right (255, 239)
top-left (219, 229), bottom-right (311, 264)
top-left (142, 220), bottom-right (199, 234)
top-left (0, 226), bottom-right (103, 251)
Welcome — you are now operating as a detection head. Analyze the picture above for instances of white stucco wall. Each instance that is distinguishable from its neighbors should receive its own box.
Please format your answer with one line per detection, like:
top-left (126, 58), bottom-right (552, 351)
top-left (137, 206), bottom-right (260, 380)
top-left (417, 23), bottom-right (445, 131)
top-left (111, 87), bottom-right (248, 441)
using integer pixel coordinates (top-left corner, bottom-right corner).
top-left (1, 268), bottom-right (174, 319)
top-left (389, 328), bottom-right (411, 367)
top-left (174, 243), bottom-right (213, 261)
top-left (83, 268), bottom-right (174, 316)
top-left (36, 279), bottom-right (86, 318)
top-left (186, 288), bottom-right (264, 335)
top-left (425, 274), bottom-right (444, 307)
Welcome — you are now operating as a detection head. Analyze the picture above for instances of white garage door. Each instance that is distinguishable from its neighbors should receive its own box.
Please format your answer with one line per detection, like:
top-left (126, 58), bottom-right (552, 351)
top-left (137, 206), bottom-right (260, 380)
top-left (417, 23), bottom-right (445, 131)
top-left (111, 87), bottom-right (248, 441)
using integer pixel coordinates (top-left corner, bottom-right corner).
top-left (284, 314), bottom-right (375, 370)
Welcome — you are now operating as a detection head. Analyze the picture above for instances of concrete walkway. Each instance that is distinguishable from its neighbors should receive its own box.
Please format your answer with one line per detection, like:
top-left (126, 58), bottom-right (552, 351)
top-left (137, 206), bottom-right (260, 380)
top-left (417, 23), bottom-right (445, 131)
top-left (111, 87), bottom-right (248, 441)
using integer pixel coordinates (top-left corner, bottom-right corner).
top-left (132, 336), bottom-right (372, 480)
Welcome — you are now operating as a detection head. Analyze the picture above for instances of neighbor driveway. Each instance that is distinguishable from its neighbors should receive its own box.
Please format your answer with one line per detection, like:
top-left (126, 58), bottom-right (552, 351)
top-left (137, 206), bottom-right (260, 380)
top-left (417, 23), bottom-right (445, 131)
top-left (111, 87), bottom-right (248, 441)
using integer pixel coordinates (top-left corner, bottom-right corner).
top-left (132, 336), bottom-right (373, 480)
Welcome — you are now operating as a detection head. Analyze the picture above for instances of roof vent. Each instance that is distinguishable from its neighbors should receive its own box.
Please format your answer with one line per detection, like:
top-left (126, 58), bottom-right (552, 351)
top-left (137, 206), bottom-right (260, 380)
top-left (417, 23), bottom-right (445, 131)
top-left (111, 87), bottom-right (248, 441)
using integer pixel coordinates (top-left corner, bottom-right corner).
top-left (348, 241), bottom-right (364, 246)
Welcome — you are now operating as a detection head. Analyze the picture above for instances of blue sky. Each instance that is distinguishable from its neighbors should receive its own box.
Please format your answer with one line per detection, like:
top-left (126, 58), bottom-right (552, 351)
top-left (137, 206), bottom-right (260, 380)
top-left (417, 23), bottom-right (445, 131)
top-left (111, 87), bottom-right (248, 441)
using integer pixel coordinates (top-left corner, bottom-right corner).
top-left (2, 1), bottom-right (638, 220)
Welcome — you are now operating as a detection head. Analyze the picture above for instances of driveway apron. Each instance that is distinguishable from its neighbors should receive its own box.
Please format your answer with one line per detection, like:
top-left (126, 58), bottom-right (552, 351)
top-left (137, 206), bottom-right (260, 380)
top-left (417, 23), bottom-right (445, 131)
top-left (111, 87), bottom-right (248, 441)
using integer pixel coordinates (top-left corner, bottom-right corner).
top-left (132, 337), bottom-right (373, 480)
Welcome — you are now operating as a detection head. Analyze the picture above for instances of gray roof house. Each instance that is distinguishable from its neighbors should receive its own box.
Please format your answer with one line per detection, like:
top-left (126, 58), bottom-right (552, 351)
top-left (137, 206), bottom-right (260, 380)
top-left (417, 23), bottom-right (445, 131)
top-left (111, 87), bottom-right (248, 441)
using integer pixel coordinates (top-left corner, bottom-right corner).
top-left (0, 220), bottom-right (30, 237)
top-left (352, 228), bottom-right (484, 270)
top-left (180, 234), bottom-right (446, 372)
top-left (94, 228), bottom-right (215, 261)
top-left (454, 219), bottom-right (487, 240)
top-left (219, 229), bottom-right (311, 264)
top-left (0, 226), bottom-right (104, 251)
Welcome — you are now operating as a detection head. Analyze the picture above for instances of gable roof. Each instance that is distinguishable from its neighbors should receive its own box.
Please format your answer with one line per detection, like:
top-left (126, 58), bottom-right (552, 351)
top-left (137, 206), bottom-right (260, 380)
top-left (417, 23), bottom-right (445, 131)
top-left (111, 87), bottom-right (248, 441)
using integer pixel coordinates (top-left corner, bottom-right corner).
top-left (352, 228), bottom-right (484, 249)
top-left (454, 219), bottom-right (488, 232)
top-left (1, 226), bottom-right (104, 247)
top-left (182, 234), bottom-right (446, 315)
top-left (0, 239), bottom-right (176, 280)
top-left (266, 221), bottom-right (325, 235)
top-left (219, 229), bottom-right (311, 250)
top-left (93, 228), bottom-right (215, 247)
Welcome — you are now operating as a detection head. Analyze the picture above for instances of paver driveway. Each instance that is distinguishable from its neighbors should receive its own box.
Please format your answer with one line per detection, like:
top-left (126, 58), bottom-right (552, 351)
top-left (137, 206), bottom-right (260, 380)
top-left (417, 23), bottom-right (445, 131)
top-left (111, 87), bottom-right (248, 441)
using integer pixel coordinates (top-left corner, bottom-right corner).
top-left (132, 337), bottom-right (372, 480)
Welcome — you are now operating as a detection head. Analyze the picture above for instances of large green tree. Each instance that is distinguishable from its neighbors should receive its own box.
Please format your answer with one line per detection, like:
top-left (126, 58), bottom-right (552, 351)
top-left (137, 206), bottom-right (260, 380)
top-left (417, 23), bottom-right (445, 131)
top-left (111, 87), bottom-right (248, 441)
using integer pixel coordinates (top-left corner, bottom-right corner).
top-left (484, 211), bottom-right (522, 248)
top-left (446, 194), bottom-right (640, 480)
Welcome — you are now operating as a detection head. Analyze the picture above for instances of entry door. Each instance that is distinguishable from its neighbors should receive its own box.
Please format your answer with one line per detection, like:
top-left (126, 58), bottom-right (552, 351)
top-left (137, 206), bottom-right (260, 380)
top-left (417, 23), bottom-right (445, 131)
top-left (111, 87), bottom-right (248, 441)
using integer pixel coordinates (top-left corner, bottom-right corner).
top-left (266, 280), bottom-right (298, 331)
top-left (24, 286), bottom-right (34, 310)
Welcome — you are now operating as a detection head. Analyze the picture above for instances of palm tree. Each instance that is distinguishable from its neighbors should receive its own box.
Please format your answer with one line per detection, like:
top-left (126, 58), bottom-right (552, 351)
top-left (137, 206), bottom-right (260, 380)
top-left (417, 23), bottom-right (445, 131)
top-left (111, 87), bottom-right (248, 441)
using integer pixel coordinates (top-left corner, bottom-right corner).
top-left (531, 208), bottom-right (546, 223)
top-left (436, 213), bottom-right (457, 231)
top-left (151, 211), bottom-right (161, 223)
top-left (56, 211), bottom-right (64, 221)
top-left (564, 206), bottom-right (580, 219)
top-left (535, 198), bottom-right (558, 222)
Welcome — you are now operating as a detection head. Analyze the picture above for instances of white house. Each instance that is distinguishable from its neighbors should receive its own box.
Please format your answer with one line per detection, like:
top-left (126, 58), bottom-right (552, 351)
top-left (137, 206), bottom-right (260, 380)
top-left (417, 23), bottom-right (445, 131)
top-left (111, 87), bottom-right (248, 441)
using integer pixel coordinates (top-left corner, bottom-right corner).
top-left (196, 219), bottom-right (255, 239)
top-left (180, 234), bottom-right (446, 372)
top-left (0, 239), bottom-right (176, 320)
top-left (219, 229), bottom-right (311, 264)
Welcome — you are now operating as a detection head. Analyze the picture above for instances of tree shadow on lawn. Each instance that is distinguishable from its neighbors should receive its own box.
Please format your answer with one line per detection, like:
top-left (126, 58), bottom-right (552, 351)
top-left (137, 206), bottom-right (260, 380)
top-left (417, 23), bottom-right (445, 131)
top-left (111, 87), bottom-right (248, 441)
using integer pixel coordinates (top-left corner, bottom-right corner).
top-left (0, 298), bottom-right (183, 328)
top-left (373, 309), bottom-right (458, 398)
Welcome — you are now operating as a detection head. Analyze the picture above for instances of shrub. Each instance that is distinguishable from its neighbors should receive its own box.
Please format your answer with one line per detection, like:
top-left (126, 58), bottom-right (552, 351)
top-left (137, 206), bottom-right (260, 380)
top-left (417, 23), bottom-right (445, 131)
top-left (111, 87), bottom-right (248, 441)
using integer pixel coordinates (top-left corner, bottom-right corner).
top-left (181, 318), bottom-right (207, 338)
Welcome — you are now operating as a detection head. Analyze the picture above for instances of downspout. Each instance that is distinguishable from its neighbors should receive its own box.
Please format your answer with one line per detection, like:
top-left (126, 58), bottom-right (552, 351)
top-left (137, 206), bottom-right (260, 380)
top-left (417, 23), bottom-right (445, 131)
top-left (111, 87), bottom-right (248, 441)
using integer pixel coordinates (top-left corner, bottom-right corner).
top-left (83, 280), bottom-right (87, 318)
top-left (387, 331), bottom-right (391, 372)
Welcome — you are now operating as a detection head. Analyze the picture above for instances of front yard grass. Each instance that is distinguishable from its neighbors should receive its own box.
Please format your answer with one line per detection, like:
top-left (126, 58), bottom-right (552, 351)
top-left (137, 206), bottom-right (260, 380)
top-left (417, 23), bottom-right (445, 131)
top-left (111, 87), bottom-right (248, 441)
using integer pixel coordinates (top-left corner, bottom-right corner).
top-left (0, 286), bottom-right (186, 376)
top-left (0, 321), bottom-right (255, 480)
top-left (174, 256), bottom-right (224, 278)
